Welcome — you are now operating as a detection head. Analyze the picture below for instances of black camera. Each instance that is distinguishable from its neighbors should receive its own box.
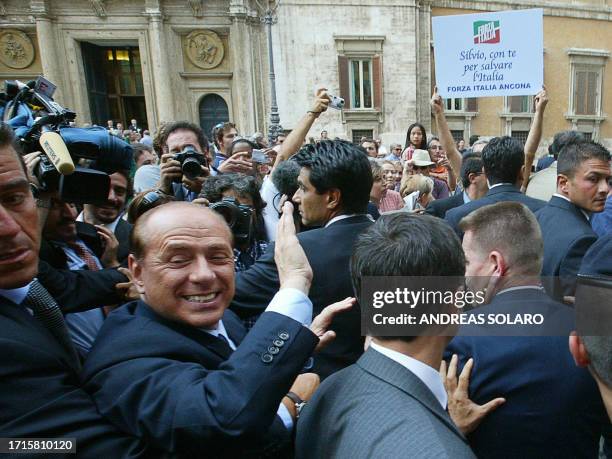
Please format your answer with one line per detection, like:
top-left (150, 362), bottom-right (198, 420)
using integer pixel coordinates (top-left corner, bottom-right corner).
top-left (173, 145), bottom-right (207, 181)
top-left (1, 77), bottom-right (133, 204)
top-left (209, 197), bottom-right (253, 244)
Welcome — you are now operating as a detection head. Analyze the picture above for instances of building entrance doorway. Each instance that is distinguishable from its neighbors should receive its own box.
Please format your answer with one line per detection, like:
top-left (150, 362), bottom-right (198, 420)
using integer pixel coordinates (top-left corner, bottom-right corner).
top-left (82, 42), bottom-right (148, 131)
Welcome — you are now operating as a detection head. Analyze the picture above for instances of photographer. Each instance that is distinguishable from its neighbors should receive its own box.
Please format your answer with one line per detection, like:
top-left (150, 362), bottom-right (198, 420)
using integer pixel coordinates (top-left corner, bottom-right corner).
top-left (200, 173), bottom-right (268, 271)
top-left (157, 121), bottom-right (210, 202)
top-left (80, 170), bottom-right (132, 265)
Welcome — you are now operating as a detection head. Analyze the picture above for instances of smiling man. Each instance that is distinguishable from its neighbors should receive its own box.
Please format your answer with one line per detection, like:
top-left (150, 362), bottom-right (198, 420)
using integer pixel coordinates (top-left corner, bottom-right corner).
top-left (536, 140), bottom-right (611, 301)
top-left (81, 170), bottom-right (132, 263)
top-left (231, 140), bottom-right (374, 379)
top-left (81, 201), bottom-right (350, 457)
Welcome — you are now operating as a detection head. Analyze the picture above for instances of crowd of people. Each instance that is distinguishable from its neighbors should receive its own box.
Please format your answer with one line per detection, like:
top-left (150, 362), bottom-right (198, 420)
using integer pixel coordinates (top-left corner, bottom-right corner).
top-left (0, 83), bottom-right (611, 458)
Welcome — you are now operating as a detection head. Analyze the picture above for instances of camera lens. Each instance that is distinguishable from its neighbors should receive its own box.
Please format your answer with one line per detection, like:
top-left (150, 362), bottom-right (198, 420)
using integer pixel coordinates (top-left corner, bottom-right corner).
top-left (182, 157), bottom-right (203, 180)
top-left (210, 202), bottom-right (237, 228)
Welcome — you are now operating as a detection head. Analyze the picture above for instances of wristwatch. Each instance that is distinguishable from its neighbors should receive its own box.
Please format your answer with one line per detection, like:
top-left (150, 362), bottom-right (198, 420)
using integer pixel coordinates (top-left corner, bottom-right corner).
top-left (285, 391), bottom-right (307, 419)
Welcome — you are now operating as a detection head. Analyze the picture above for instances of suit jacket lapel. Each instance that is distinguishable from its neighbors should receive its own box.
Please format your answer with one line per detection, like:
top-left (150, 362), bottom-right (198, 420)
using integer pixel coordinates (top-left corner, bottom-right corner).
top-left (0, 297), bottom-right (82, 374)
top-left (135, 301), bottom-right (234, 360)
top-left (358, 348), bottom-right (467, 442)
top-left (222, 311), bottom-right (247, 346)
top-left (548, 196), bottom-right (590, 223)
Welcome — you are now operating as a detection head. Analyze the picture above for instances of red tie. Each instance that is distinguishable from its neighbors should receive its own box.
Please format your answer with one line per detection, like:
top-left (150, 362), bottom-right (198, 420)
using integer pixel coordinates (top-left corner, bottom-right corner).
top-left (68, 241), bottom-right (100, 271)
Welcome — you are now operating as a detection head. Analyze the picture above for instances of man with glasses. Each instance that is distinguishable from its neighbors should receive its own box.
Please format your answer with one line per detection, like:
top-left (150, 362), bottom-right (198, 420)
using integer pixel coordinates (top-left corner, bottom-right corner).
top-left (425, 156), bottom-right (487, 219)
top-left (40, 191), bottom-right (121, 356)
top-left (428, 137), bottom-right (457, 192)
top-left (385, 143), bottom-right (403, 161)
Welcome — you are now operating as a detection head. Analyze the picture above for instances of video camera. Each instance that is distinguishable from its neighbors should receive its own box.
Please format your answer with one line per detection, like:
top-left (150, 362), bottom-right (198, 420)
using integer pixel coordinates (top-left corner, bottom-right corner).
top-left (0, 76), bottom-right (133, 204)
top-left (209, 196), bottom-right (253, 244)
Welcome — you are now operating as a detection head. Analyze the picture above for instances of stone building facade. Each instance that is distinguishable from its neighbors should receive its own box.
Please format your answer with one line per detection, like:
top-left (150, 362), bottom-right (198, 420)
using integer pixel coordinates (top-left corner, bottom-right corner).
top-left (0, 0), bottom-right (271, 138)
top-left (0, 0), bottom-right (610, 152)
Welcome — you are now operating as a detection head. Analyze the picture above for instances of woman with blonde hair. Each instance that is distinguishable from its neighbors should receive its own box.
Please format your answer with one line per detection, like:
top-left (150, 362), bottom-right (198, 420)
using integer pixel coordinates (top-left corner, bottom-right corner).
top-left (400, 174), bottom-right (434, 212)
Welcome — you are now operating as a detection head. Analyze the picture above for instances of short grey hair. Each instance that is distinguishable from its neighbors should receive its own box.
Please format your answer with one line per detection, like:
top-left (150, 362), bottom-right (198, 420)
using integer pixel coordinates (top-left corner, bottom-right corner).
top-left (582, 335), bottom-right (612, 387)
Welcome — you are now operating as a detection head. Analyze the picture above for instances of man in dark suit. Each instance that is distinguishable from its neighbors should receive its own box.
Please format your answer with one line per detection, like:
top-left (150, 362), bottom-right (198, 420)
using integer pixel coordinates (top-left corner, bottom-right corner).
top-left (81, 170), bottom-right (132, 263)
top-left (82, 201), bottom-right (350, 457)
top-left (231, 140), bottom-right (374, 379)
top-left (581, 232), bottom-right (612, 277)
top-left (426, 155), bottom-right (487, 218)
top-left (296, 213), bottom-right (474, 458)
top-left (446, 202), bottom-right (608, 458)
top-left (0, 124), bottom-right (145, 457)
top-left (536, 140), bottom-right (611, 301)
top-left (40, 192), bottom-right (124, 356)
top-left (445, 136), bottom-right (546, 236)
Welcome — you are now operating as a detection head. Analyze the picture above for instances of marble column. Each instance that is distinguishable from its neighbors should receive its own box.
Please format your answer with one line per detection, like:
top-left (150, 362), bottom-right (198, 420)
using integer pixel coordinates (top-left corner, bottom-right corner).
top-left (34, 16), bottom-right (65, 102)
top-left (229, 14), bottom-right (258, 133)
top-left (147, 12), bottom-right (174, 125)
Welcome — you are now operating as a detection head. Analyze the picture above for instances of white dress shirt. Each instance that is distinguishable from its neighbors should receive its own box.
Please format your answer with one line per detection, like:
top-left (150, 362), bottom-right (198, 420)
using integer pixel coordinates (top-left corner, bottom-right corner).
top-left (370, 341), bottom-right (448, 409)
top-left (325, 214), bottom-right (365, 228)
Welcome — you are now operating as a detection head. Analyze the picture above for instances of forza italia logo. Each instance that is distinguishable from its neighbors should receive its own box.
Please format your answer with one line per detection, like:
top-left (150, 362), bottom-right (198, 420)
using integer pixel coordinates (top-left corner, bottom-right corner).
top-left (473, 20), bottom-right (501, 44)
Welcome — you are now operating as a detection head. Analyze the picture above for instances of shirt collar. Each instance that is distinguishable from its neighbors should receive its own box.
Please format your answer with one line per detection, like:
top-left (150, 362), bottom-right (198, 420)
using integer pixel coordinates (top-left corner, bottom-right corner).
top-left (496, 285), bottom-right (544, 297)
top-left (370, 341), bottom-right (447, 409)
top-left (553, 193), bottom-right (591, 220)
top-left (488, 182), bottom-right (514, 189)
top-left (0, 282), bottom-right (31, 305)
top-left (462, 191), bottom-right (471, 204)
top-left (202, 320), bottom-right (236, 350)
top-left (324, 214), bottom-right (364, 228)
top-left (77, 212), bottom-right (122, 232)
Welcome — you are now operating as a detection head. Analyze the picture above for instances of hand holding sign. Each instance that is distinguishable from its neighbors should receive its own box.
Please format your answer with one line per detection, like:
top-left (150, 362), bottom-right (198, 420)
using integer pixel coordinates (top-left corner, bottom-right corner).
top-left (430, 87), bottom-right (444, 116)
top-left (534, 85), bottom-right (549, 113)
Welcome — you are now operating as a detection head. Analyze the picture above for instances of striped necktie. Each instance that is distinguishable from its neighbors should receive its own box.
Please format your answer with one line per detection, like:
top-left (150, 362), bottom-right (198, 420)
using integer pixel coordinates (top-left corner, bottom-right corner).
top-left (67, 241), bottom-right (100, 271)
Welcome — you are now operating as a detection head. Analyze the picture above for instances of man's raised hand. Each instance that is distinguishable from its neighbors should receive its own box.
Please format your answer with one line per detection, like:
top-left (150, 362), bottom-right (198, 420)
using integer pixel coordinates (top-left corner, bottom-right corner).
top-left (274, 201), bottom-right (312, 295)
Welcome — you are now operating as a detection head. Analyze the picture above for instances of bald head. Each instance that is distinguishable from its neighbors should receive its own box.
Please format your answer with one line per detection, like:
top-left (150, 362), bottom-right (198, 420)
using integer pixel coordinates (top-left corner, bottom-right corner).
top-left (130, 202), bottom-right (232, 260)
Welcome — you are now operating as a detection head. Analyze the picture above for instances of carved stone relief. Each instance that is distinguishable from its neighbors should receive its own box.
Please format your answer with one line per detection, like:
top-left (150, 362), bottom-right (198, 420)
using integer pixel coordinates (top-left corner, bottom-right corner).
top-left (0, 29), bottom-right (35, 69)
top-left (184, 30), bottom-right (224, 70)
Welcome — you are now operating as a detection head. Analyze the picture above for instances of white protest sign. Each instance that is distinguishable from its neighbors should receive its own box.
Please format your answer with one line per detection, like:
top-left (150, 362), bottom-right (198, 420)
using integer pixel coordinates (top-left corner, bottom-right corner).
top-left (432, 8), bottom-right (543, 98)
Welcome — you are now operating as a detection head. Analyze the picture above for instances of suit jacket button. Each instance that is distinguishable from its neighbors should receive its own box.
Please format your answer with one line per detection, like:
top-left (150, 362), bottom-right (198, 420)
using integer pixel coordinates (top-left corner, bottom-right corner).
top-left (261, 353), bottom-right (274, 363)
top-left (273, 338), bottom-right (284, 347)
top-left (278, 331), bottom-right (290, 340)
top-left (268, 346), bottom-right (280, 355)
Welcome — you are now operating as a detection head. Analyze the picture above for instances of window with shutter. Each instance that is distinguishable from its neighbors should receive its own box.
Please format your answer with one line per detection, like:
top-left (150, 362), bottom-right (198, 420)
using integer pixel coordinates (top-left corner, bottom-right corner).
top-left (445, 98), bottom-right (464, 112)
top-left (508, 96), bottom-right (532, 113)
top-left (572, 66), bottom-right (601, 116)
top-left (349, 59), bottom-right (374, 110)
top-left (466, 98), bottom-right (478, 112)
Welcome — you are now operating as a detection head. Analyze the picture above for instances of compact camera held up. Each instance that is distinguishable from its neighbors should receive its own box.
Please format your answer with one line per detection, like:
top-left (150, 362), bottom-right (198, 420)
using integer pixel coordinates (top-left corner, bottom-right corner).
top-left (328, 94), bottom-right (345, 110)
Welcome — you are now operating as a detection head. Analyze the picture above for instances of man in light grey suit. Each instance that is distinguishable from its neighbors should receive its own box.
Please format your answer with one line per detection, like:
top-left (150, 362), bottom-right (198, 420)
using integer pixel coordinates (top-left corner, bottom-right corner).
top-left (295, 213), bottom-right (475, 458)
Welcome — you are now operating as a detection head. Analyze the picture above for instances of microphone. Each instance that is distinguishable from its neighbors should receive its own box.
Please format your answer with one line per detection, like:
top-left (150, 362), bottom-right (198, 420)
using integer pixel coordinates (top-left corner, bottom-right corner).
top-left (272, 159), bottom-right (301, 198)
top-left (39, 131), bottom-right (75, 175)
